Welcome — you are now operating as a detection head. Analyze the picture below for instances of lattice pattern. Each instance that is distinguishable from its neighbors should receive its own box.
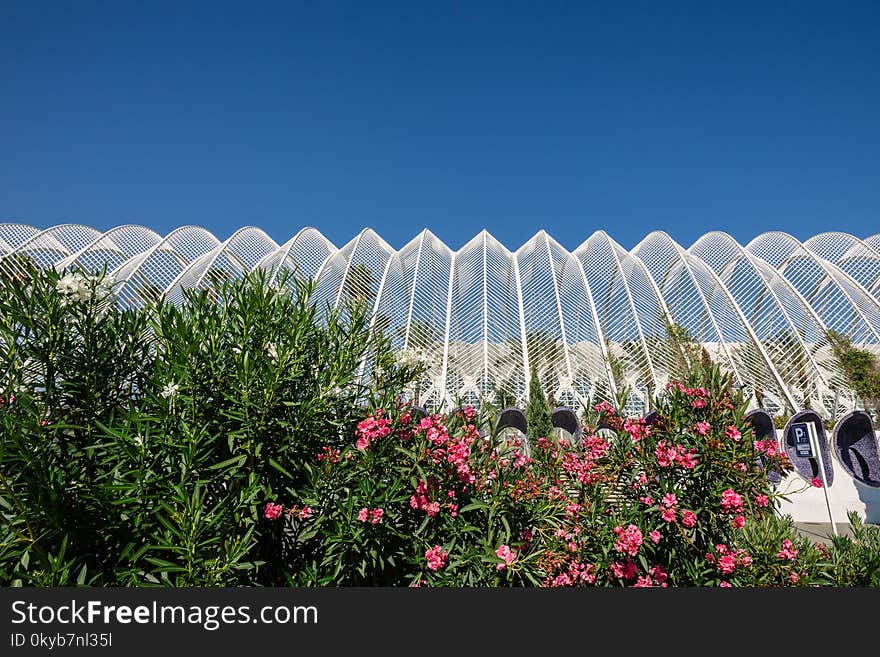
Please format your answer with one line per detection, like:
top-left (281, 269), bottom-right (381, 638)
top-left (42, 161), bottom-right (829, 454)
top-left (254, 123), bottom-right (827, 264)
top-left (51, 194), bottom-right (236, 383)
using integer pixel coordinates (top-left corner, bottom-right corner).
top-left (2, 223), bottom-right (878, 415)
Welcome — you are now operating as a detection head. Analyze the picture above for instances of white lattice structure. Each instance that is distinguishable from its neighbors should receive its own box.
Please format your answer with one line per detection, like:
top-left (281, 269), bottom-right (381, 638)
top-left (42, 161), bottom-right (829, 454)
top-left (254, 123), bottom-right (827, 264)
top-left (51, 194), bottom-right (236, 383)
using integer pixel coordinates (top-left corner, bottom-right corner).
top-left (2, 223), bottom-right (879, 416)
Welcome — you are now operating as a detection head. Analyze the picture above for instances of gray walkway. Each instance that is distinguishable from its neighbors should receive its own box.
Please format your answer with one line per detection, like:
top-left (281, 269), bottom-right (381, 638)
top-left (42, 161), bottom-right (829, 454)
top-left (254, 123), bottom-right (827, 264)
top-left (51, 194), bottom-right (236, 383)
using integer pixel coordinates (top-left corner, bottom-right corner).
top-left (794, 521), bottom-right (860, 546)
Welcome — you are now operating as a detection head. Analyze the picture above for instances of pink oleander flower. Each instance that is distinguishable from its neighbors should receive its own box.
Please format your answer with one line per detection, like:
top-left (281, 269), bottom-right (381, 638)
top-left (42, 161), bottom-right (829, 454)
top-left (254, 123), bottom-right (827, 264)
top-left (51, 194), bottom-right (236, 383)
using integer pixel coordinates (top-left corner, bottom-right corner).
top-left (661, 508), bottom-right (676, 523)
top-left (495, 544), bottom-right (517, 570)
top-left (371, 508), bottom-right (384, 524)
top-left (675, 446), bottom-right (699, 469)
top-left (720, 488), bottom-right (744, 514)
top-left (634, 575), bottom-right (653, 587)
top-left (649, 530), bottom-right (661, 544)
top-left (655, 441), bottom-right (677, 467)
top-left (732, 515), bottom-right (745, 529)
top-left (356, 436), bottom-right (370, 450)
top-left (694, 421), bottom-right (711, 436)
top-left (725, 425), bottom-right (742, 442)
top-left (317, 446), bottom-right (341, 463)
top-left (425, 545), bottom-right (448, 571)
top-left (720, 581), bottom-right (732, 588)
top-left (299, 506), bottom-right (312, 519)
top-left (756, 494), bottom-right (769, 508)
top-left (263, 502), bottom-right (283, 520)
top-left (662, 493), bottom-right (678, 508)
top-left (624, 418), bottom-right (648, 441)
top-left (613, 524), bottom-right (643, 556)
top-left (609, 560), bottom-right (638, 580)
top-left (681, 510), bottom-right (697, 528)
top-left (790, 572), bottom-right (799, 584)
top-left (777, 539), bottom-right (798, 561)
top-left (811, 477), bottom-right (823, 488)
top-left (357, 507), bottom-right (370, 522)
top-left (718, 554), bottom-right (737, 574)
top-left (649, 565), bottom-right (668, 586)
top-left (692, 398), bottom-right (707, 409)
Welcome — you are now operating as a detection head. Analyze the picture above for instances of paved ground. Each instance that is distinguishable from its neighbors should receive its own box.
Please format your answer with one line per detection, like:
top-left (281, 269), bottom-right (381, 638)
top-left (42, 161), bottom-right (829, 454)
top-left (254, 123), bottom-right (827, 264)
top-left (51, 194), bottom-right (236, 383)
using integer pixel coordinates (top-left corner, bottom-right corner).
top-left (793, 521), bottom-right (865, 546)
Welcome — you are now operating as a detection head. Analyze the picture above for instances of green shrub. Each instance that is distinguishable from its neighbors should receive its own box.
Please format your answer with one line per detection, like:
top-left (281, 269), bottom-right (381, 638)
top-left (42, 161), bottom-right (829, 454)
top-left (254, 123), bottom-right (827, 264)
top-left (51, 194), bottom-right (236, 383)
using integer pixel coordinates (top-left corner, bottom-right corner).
top-left (0, 264), bottom-right (417, 585)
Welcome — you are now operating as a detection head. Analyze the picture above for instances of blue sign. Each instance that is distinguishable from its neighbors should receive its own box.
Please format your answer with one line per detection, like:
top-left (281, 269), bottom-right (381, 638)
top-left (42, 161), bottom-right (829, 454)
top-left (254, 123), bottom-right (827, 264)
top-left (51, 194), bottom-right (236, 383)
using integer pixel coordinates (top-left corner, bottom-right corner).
top-left (791, 422), bottom-right (814, 458)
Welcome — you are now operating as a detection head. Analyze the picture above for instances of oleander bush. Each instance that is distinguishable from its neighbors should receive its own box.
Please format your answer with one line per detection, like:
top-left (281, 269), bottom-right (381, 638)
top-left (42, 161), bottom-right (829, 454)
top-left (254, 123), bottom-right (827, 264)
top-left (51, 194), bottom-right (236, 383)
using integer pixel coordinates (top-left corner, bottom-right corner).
top-left (0, 263), bottom-right (417, 586)
top-left (2, 263), bottom-right (879, 587)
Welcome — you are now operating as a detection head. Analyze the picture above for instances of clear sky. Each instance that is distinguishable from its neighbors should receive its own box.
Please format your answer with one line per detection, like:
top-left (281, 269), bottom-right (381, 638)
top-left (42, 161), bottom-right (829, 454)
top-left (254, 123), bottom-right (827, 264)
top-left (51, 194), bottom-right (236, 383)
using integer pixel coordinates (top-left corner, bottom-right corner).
top-left (1, 1), bottom-right (879, 252)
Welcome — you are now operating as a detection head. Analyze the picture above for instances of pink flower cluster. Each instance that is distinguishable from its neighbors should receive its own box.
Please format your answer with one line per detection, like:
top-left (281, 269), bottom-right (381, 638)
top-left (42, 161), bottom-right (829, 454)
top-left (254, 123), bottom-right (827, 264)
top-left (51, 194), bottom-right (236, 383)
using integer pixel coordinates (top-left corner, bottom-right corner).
top-left (410, 478), bottom-right (441, 517)
top-left (355, 409), bottom-right (392, 450)
top-left (754, 438), bottom-right (779, 457)
top-left (418, 414), bottom-right (450, 445)
top-left (660, 493), bottom-right (678, 522)
top-left (694, 421), bottom-right (712, 436)
top-left (777, 539), bottom-right (798, 561)
top-left (720, 488), bottom-right (744, 514)
top-left (495, 545), bottom-right (517, 571)
top-left (655, 441), bottom-right (698, 469)
top-left (561, 451), bottom-right (601, 485)
top-left (666, 381), bottom-right (708, 398)
top-left (287, 504), bottom-right (312, 520)
top-left (546, 561), bottom-right (597, 587)
top-left (357, 507), bottom-right (384, 524)
top-left (613, 524), bottom-right (643, 557)
top-left (592, 401), bottom-right (615, 414)
top-left (425, 545), bottom-right (448, 571)
top-left (633, 565), bottom-right (669, 587)
top-left (610, 560), bottom-right (637, 580)
top-left (623, 417), bottom-right (650, 442)
top-left (317, 446), bottom-right (341, 463)
top-left (725, 425), bottom-right (742, 442)
top-left (582, 434), bottom-right (611, 461)
top-left (262, 502), bottom-right (311, 521)
top-left (706, 544), bottom-right (752, 575)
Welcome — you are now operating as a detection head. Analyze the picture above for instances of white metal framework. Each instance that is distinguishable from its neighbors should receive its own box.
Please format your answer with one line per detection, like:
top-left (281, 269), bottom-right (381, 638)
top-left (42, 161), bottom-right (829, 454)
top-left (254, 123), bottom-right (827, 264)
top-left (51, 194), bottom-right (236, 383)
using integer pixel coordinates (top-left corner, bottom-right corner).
top-left (2, 223), bottom-right (878, 416)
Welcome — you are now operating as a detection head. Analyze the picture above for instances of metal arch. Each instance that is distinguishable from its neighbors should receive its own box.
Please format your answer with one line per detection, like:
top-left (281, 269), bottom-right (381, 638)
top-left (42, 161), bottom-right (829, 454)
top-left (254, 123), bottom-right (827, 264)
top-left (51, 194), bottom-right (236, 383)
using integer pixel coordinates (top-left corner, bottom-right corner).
top-left (402, 229), bottom-right (429, 350)
top-left (681, 245), bottom-right (800, 411)
top-left (439, 248), bottom-right (457, 408)
top-left (619, 237), bottom-right (684, 356)
top-left (570, 249), bottom-right (619, 402)
top-left (113, 225), bottom-right (221, 300)
top-left (331, 228), bottom-right (394, 311)
top-left (755, 231), bottom-right (880, 343)
top-left (190, 226), bottom-right (278, 289)
top-left (510, 245), bottom-right (532, 403)
top-left (0, 223), bottom-right (41, 254)
top-left (256, 226), bottom-right (336, 283)
top-left (803, 232), bottom-right (880, 297)
top-left (537, 230), bottom-right (575, 392)
top-left (160, 226), bottom-right (262, 299)
top-left (52, 224), bottom-right (162, 272)
top-left (3, 223), bottom-right (100, 265)
top-left (691, 230), bottom-right (832, 396)
top-left (633, 230), bottom-right (745, 386)
top-left (578, 230), bottom-right (659, 394)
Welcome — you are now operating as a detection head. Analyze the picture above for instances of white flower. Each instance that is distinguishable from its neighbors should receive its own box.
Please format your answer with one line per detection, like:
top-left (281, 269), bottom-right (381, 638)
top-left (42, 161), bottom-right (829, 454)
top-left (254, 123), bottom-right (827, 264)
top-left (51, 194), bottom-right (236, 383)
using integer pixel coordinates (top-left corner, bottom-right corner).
top-left (160, 382), bottom-right (180, 399)
top-left (56, 273), bottom-right (80, 296)
top-left (394, 348), bottom-right (424, 369)
top-left (266, 342), bottom-right (278, 361)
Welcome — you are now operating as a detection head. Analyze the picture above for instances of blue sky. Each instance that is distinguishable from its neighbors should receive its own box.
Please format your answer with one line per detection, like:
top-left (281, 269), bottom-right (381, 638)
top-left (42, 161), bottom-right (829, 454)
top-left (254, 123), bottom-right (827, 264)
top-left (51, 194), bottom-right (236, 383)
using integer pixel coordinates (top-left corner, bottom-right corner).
top-left (1, 1), bottom-right (879, 252)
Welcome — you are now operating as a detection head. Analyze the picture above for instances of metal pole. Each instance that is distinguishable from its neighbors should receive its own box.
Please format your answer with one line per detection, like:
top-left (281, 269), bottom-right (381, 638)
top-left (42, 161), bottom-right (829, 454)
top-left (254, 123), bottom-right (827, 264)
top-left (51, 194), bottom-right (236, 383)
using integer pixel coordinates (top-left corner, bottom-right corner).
top-left (809, 421), bottom-right (838, 537)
